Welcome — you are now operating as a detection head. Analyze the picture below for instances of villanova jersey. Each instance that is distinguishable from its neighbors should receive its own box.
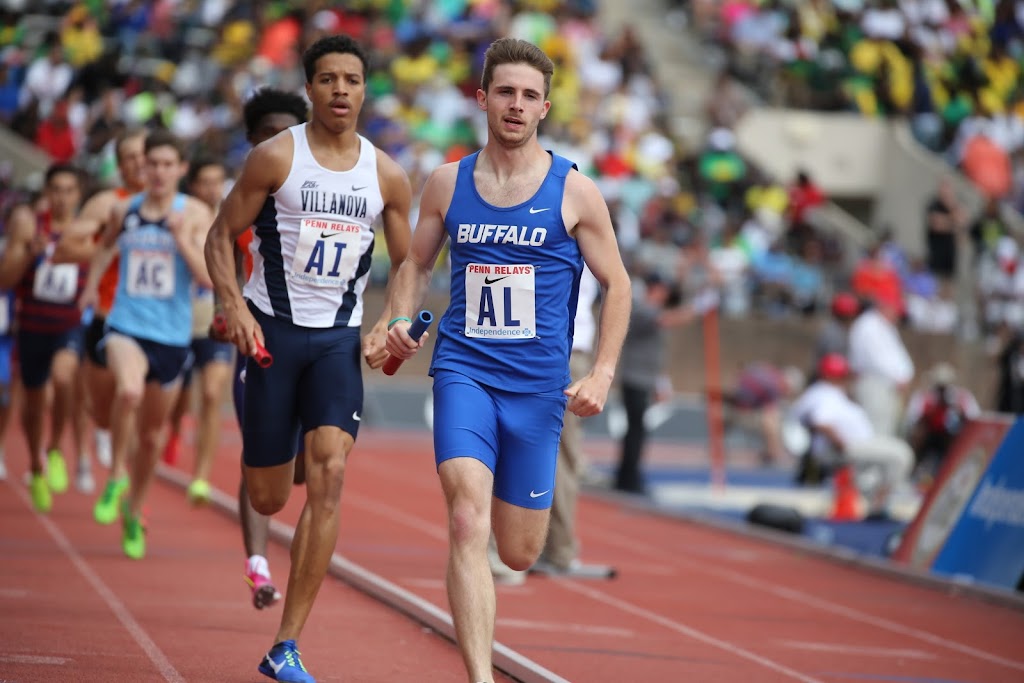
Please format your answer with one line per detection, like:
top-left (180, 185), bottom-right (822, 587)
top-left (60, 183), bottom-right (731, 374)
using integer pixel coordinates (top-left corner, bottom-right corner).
top-left (430, 152), bottom-right (583, 393)
top-left (244, 124), bottom-right (383, 328)
top-left (16, 211), bottom-right (89, 335)
top-left (107, 193), bottom-right (193, 347)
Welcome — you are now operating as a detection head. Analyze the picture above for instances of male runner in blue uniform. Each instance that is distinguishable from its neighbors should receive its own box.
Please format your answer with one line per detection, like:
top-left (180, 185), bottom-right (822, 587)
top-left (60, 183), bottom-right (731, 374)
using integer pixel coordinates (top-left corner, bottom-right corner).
top-left (385, 37), bottom-right (632, 683)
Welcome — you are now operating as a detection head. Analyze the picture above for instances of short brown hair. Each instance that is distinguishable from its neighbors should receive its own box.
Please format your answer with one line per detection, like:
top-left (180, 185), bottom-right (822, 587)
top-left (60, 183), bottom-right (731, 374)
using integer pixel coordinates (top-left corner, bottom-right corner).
top-left (481, 38), bottom-right (554, 98)
top-left (144, 129), bottom-right (184, 159)
top-left (114, 127), bottom-right (146, 163)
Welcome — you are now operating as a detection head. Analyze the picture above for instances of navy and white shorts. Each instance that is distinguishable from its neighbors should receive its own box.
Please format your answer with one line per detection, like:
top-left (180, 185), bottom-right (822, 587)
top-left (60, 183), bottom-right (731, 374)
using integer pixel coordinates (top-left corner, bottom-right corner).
top-left (242, 303), bottom-right (362, 468)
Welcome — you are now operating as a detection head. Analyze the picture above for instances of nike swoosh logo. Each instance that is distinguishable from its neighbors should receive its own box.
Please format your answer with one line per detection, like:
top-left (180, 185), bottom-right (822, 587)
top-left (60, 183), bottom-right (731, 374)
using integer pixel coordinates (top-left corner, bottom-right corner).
top-left (352, 185), bottom-right (366, 192)
top-left (320, 231), bottom-right (343, 239)
top-left (484, 275), bottom-right (510, 285)
top-left (269, 659), bottom-right (285, 674)
top-left (528, 207), bottom-right (550, 214)
top-left (529, 490), bottom-right (549, 498)
top-left (352, 411), bottom-right (361, 421)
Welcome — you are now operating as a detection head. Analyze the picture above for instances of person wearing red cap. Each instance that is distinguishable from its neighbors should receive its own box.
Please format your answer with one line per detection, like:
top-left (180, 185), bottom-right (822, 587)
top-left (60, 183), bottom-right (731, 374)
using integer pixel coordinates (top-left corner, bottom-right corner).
top-left (788, 353), bottom-right (914, 516)
top-left (814, 291), bottom-right (860, 370)
top-left (848, 292), bottom-right (914, 437)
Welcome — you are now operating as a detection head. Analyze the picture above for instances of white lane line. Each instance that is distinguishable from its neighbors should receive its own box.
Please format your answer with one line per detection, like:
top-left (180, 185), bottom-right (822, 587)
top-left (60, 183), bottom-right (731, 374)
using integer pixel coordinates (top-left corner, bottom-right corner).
top-left (497, 618), bottom-right (635, 638)
top-left (346, 491), bottom-right (448, 542)
top-left (598, 527), bottom-right (1024, 673)
top-left (778, 640), bottom-right (936, 660)
top-left (12, 486), bottom-right (186, 683)
top-left (361, 464), bottom-right (1024, 675)
top-left (0, 654), bottom-right (71, 665)
top-left (556, 580), bottom-right (827, 683)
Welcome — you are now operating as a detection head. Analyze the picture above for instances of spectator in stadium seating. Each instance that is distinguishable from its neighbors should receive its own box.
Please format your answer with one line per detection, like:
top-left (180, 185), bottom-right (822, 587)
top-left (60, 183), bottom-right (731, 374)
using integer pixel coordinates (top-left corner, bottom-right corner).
top-left (903, 362), bottom-right (980, 480)
top-left (815, 291), bottom-right (860, 366)
top-left (789, 353), bottom-right (914, 516)
top-left (924, 175), bottom-right (969, 281)
top-left (969, 197), bottom-right (1011, 260)
top-left (722, 361), bottom-right (805, 466)
top-left (851, 241), bottom-right (903, 307)
top-left (786, 168), bottom-right (825, 228)
top-left (848, 292), bottom-right (915, 436)
top-left (977, 235), bottom-right (1024, 342)
top-left (996, 327), bottom-right (1024, 414)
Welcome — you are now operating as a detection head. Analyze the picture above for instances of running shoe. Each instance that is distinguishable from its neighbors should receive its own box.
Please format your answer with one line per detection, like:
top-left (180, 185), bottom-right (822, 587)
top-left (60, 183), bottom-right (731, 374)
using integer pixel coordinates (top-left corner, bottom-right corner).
top-left (46, 449), bottom-right (68, 494)
top-left (161, 432), bottom-right (180, 466)
top-left (186, 479), bottom-right (211, 506)
top-left (122, 503), bottom-right (146, 560)
top-left (258, 640), bottom-right (315, 682)
top-left (94, 477), bottom-right (128, 525)
top-left (245, 563), bottom-right (282, 610)
top-left (94, 429), bottom-right (112, 469)
top-left (29, 473), bottom-right (51, 513)
top-left (76, 460), bottom-right (95, 494)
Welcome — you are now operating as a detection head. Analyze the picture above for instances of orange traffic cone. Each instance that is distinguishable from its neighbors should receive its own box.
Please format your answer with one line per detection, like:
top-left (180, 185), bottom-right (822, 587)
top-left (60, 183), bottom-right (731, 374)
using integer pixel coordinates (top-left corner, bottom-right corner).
top-left (830, 465), bottom-right (861, 521)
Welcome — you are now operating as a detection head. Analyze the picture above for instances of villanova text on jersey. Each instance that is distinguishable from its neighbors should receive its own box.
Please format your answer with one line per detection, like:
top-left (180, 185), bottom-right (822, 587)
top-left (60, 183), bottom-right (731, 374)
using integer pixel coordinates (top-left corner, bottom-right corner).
top-left (299, 182), bottom-right (368, 218)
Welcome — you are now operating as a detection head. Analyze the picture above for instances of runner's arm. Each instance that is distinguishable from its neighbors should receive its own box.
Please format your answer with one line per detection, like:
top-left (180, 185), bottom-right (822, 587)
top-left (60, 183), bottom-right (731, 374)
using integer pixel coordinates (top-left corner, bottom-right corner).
top-left (384, 164), bottom-right (455, 359)
top-left (0, 205), bottom-right (38, 289)
top-left (204, 139), bottom-right (289, 319)
top-left (371, 150), bottom-right (413, 332)
top-left (569, 172), bottom-right (632, 390)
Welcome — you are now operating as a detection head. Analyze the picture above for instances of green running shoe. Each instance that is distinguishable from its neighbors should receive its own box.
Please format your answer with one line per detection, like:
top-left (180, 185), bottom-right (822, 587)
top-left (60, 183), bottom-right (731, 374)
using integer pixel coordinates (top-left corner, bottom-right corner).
top-left (122, 507), bottom-right (146, 560)
top-left (30, 473), bottom-right (52, 513)
top-left (46, 449), bottom-right (68, 494)
top-left (94, 477), bottom-right (128, 525)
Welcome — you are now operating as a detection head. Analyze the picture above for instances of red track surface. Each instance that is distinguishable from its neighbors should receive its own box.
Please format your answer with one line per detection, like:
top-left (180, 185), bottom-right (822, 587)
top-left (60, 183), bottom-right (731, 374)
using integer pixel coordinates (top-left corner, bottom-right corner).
top-left (3, 411), bottom-right (1024, 683)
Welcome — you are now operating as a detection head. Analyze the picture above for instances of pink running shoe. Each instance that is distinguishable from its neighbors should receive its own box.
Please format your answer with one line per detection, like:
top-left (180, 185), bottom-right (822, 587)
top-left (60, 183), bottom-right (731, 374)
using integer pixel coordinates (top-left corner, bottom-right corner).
top-left (245, 564), bottom-right (281, 610)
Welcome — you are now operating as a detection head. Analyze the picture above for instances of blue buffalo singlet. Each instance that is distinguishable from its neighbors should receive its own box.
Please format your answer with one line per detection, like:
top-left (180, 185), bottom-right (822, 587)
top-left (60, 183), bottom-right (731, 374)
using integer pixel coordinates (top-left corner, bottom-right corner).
top-left (430, 151), bottom-right (583, 393)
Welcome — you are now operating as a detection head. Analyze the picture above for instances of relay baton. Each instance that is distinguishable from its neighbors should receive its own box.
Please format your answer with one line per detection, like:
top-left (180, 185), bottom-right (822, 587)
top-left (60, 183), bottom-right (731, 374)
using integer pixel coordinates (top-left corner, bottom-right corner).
top-left (211, 312), bottom-right (273, 369)
top-left (382, 310), bottom-right (433, 376)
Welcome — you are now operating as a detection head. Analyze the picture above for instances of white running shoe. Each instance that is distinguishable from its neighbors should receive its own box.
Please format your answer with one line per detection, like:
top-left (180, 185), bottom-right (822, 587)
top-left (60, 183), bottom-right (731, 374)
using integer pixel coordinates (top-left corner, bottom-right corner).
top-left (95, 429), bottom-right (112, 469)
top-left (75, 462), bottom-right (95, 494)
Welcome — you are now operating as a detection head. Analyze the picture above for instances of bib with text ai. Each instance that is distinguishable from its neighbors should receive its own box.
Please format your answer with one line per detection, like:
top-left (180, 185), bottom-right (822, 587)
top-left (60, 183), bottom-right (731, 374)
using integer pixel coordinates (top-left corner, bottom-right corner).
top-left (290, 218), bottom-right (361, 287)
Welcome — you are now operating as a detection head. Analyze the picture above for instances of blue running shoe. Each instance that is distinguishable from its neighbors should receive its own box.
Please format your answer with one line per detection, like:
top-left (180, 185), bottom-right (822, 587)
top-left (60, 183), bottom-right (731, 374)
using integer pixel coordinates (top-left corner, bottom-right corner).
top-left (258, 640), bottom-right (315, 682)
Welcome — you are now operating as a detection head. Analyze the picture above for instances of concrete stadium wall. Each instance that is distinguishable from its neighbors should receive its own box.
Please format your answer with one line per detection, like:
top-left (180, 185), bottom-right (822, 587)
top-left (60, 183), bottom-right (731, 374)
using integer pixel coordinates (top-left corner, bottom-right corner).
top-left (0, 125), bottom-right (51, 190)
top-left (734, 108), bottom-right (990, 259)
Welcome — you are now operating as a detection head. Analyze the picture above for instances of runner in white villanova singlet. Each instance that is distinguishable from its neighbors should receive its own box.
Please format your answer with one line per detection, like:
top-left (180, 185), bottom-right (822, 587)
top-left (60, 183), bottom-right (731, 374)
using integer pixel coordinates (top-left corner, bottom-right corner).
top-left (203, 34), bottom-right (413, 683)
top-left (244, 123), bottom-right (381, 328)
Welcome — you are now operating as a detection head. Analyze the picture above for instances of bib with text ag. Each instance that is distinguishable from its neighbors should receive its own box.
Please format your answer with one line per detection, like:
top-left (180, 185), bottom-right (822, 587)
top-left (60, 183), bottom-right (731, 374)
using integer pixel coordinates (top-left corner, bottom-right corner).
top-left (126, 249), bottom-right (175, 299)
top-left (291, 218), bottom-right (361, 287)
top-left (465, 263), bottom-right (536, 339)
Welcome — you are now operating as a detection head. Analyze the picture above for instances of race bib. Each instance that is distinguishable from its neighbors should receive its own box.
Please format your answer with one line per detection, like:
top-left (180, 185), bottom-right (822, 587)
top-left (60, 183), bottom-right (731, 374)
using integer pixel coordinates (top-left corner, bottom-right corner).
top-left (464, 263), bottom-right (536, 339)
top-left (126, 250), bottom-right (175, 299)
top-left (290, 217), bottom-right (361, 287)
top-left (0, 295), bottom-right (9, 334)
top-left (32, 261), bottom-right (79, 304)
